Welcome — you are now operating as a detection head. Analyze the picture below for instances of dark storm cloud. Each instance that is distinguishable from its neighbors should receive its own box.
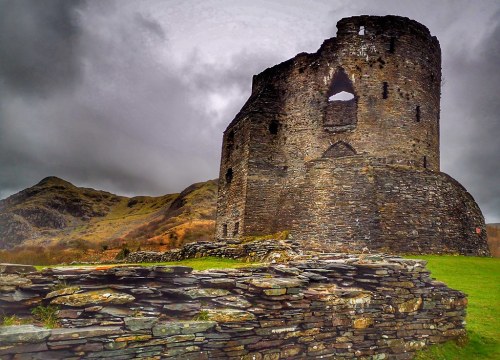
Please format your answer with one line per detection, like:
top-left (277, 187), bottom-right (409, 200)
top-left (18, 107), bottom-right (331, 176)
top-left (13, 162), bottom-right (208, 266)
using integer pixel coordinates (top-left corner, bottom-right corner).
top-left (0, 0), bottom-right (85, 95)
top-left (0, 0), bottom-right (499, 223)
top-left (0, 0), bottom-right (274, 197)
top-left (441, 15), bottom-right (500, 223)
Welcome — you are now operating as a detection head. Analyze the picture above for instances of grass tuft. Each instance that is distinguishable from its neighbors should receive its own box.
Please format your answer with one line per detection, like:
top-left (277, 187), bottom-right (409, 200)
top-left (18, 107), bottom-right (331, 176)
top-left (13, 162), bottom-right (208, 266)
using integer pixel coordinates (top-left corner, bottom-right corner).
top-left (31, 305), bottom-right (60, 329)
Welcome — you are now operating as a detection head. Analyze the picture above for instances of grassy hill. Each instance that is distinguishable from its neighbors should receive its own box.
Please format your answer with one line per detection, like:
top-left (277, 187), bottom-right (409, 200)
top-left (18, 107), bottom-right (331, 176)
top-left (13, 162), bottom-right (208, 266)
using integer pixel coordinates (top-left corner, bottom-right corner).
top-left (0, 177), bottom-right (218, 264)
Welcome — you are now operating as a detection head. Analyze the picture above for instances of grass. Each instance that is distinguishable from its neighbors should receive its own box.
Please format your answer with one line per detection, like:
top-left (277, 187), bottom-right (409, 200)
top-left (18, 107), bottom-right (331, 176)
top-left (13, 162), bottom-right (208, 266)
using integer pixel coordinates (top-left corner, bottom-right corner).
top-left (31, 305), bottom-right (60, 328)
top-left (406, 255), bottom-right (500, 359)
top-left (35, 256), bottom-right (254, 271)
top-left (1, 315), bottom-right (32, 326)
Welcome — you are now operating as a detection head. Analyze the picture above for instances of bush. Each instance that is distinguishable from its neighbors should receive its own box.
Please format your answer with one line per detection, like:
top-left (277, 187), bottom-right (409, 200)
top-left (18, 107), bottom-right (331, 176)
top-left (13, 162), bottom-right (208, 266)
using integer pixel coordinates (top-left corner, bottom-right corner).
top-left (115, 246), bottom-right (131, 260)
top-left (31, 305), bottom-right (59, 328)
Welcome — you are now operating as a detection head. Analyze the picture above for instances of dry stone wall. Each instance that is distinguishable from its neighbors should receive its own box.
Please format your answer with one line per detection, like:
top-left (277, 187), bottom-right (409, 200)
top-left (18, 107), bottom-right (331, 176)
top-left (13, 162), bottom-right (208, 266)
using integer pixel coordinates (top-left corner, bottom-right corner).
top-left (0, 255), bottom-right (467, 359)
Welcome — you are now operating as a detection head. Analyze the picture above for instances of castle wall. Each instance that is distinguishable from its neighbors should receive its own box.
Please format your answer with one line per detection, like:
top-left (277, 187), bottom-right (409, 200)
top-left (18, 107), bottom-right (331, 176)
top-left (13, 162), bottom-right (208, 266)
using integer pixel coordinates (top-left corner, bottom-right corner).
top-left (0, 257), bottom-right (467, 359)
top-left (289, 159), bottom-right (488, 256)
top-left (215, 15), bottom-right (489, 256)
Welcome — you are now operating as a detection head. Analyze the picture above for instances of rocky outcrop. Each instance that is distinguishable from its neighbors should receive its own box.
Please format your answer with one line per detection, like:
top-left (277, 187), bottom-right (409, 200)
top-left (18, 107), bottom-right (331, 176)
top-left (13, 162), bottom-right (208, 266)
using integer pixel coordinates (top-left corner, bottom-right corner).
top-left (0, 254), bottom-right (467, 359)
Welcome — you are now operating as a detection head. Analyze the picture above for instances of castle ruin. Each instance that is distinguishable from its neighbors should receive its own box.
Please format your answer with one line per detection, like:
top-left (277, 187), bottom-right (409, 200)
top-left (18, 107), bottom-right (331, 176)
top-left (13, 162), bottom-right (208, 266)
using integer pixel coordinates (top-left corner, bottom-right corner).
top-left (216, 15), bottom-right (490, 256)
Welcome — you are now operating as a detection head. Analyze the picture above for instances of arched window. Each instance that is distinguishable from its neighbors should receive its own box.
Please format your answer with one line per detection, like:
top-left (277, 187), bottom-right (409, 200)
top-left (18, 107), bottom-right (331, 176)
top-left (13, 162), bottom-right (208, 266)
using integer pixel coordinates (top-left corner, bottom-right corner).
top-left (323, 141), bottom-right (356, 158)
top-left (327, 68), bottom-right (355, 101)
top-left (324, 68), bottom-right (357, 130)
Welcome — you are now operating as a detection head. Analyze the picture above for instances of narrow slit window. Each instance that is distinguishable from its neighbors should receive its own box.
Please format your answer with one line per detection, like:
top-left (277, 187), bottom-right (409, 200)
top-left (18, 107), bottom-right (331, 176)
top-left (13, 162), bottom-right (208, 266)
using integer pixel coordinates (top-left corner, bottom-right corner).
top-left (383, 82), bottom-right (388, 99)
top-left (225, 168), bottom-right (233, 184)
top-left (233, 222), bottom-right (239, 236)
top-left (222, 224), bottom-right (228, 237)
top-left (226, 130), bottom-right (234, 155)
top-left (269, 120), bottom-right (279, 135)
top-left (389, 37), bottom-right (396, 53)
top-left (423, 156), bottom-right (427, 168)
top-left (359, 26), bottom-right (365, 35)
top-left (416, 106), bottom-right (421, 122)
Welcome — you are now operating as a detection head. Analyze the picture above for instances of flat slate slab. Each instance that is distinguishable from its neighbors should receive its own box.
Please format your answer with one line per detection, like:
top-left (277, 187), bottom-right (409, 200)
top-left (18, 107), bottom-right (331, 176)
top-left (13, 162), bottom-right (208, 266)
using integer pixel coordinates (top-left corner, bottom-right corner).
top-left (0, 264), bottom-right (37, 274)
top-left (0, 325), bottom-right (51, 344)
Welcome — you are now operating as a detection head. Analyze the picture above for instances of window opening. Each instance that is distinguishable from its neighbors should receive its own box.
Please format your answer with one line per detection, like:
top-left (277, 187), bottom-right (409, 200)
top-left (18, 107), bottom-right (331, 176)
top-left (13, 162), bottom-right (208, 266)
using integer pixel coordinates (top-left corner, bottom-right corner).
top-left (233, 222), bottom-right (239, 236)
top-left (383, 82), bottom-right (388, 99)
top-left (416, 105), bottom-right (421, 122)
top-left (423, 156), bottom-right (427, 168)
top-left (389, 37), bottom-right (396, 53)
top-left (222, 224), bottom-right (228, 237)
top-left (358, 26), bottom-right (365, 35)
top-left (327, 68), bottom-right (355, 101)
top-left (269, 120), bottom-right (279, 135)
top-left (226, 130), bottom-right (234, 155)
top-left (225, 168), bottom-right (233, 184)
top-left (328, 91), bottom-right (354, 101)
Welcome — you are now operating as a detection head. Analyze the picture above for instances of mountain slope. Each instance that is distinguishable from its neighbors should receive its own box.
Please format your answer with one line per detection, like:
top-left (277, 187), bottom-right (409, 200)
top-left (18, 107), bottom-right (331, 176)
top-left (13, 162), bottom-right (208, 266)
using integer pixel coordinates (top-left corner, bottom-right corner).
top-left (0, 177), bottom-right (218, 251)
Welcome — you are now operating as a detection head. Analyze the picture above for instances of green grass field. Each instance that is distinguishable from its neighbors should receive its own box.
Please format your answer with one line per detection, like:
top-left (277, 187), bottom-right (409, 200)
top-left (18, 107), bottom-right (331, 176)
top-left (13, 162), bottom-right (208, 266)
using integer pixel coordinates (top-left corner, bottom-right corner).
top-left (35, 256), bottom-right (251, 271)
top-left (406, 255), bottom-right (500, 360)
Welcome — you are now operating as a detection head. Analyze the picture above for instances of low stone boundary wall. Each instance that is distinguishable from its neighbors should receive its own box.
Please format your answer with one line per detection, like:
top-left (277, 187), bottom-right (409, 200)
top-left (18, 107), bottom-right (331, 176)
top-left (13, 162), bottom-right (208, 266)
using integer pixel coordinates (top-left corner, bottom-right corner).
top-left (0, 254), bottom-right (467, 359)
top-left (125, 239), bottom-right (301, 263)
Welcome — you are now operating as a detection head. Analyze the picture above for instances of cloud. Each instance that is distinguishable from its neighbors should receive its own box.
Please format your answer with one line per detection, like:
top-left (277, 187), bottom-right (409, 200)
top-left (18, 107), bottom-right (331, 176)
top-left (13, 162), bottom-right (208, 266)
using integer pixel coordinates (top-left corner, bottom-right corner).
top-left (0, 0), bottom-right (85, 96)
top-left (0, 0), bottom-right (499, 223)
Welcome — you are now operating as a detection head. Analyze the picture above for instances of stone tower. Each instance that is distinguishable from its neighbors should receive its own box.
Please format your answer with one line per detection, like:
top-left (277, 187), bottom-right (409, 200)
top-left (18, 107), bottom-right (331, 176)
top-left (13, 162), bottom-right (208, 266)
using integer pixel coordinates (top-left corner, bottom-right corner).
top-left (215, 15), bottom-right (490, 256)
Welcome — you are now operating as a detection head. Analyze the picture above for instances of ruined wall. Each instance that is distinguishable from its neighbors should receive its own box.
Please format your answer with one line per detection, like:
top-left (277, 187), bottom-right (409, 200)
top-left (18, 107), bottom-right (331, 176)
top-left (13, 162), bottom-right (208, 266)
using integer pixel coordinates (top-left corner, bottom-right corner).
top-left (291, 159), bottom-right (488, 255)
top-left (215, 15), bottom-right (490, 256)
top-left (0, 256), bottom-right (467, 359)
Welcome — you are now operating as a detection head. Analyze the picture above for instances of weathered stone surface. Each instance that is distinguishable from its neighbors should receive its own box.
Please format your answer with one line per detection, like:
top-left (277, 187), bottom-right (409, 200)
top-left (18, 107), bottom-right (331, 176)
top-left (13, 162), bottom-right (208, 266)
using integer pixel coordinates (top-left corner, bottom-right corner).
top-left (50, 289), bottom-right (135, 307)
top-left (0, 274), bottom-right (32, 291)
top-left (49, 326), bottom-right (123, 341)
top-left (353, 317), bottom-right (374, 329)
top-left (0, 264), bottom-right (37, 274)
top-left (45, 286), bottom-right (80, 299)
top-left (152, 321), bottom-right (216, 337)
top-left (398, 297), bottom-right (423, 313)
top-left (0, 325), bottom-right (50, 344)
top-left (124, 317), bottom-right (158, 331)
top-left (184, 288), bottom-right (230, 299)
top-left (212, 295), bottom-right (252, 309)
top-left (99, 306), bottom-right (134, 317)
top-left (247, 278), bottom-right (307, 289)
top-left (153, 266), bottom-right (193, 274)
top-left (201, 308), bottom-right (256, 322)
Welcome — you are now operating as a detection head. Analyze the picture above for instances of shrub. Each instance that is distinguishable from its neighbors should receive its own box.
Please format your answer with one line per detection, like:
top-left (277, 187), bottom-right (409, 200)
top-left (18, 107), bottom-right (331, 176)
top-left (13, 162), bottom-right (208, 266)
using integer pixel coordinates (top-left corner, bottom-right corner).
top-left (31, 305), bottom-right (59, 328)
top-left (115, 246), bottom-right (131, 260)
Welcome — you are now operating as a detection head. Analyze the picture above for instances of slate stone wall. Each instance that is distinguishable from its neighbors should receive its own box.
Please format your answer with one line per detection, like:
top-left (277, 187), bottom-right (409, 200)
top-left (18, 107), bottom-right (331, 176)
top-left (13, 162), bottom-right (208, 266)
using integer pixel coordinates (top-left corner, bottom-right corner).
top-left (0, 256), bottom-right (467, 359)
top-left (215, 16), bottom-right (489, 256)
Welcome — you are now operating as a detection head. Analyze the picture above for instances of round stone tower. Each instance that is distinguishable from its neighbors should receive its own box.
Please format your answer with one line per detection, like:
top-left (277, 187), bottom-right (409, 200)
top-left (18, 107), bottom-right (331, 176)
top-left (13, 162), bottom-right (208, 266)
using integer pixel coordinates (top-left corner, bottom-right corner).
top-left (317, 15), bottom-right (441, 170)
top-left (215, 15), bottom-right (490, 256)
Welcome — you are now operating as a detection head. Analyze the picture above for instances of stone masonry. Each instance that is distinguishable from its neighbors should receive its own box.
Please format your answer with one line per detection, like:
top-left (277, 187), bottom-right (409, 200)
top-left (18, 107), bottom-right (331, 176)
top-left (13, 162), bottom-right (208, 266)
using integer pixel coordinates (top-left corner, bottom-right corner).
top-left (0, 257), bottom-right (467, 359)
top-left (215, 15), bottom-right (490, 256)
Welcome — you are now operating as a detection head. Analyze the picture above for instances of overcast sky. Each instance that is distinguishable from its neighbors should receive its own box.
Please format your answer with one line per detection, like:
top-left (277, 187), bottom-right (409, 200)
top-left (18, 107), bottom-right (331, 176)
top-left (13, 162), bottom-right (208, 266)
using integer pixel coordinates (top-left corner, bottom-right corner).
top-left (0, 0), bottom-right (499, 223)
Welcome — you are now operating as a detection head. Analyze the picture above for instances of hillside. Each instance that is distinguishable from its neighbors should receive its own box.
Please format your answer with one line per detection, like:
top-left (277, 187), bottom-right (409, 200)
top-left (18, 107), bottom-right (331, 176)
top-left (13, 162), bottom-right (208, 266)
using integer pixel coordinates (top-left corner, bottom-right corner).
top-left (0, 177), bottom-right (218, 260)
